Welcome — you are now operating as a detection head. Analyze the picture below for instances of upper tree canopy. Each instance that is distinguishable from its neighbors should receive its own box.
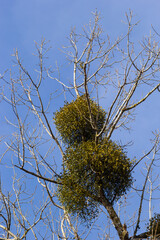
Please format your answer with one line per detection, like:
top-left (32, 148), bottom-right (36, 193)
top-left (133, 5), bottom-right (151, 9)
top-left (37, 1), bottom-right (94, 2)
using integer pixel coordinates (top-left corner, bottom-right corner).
top-left (2, 10), bottom-right (160, 240)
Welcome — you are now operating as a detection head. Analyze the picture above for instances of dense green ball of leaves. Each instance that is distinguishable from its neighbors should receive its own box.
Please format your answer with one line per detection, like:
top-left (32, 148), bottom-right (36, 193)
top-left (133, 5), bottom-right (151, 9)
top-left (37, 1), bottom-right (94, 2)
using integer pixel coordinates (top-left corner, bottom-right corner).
top-left (54, 95), bottom-right (106, 145)
top-left (57, 138), bottom-right (133, 221)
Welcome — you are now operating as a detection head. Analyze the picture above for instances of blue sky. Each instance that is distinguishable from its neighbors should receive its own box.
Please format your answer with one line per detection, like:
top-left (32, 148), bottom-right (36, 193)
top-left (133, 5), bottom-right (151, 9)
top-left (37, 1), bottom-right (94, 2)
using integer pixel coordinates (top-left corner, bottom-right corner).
top-left (1, 0), bottom-right (160, 70)
top-left (1, 0), bottom-right (160, 239)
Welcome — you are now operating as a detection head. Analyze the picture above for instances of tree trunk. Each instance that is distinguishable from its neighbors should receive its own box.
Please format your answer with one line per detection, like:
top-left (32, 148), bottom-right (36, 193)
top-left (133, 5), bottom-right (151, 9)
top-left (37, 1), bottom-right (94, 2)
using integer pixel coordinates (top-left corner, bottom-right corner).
top-left (100, 189), bottom-right (129, 240)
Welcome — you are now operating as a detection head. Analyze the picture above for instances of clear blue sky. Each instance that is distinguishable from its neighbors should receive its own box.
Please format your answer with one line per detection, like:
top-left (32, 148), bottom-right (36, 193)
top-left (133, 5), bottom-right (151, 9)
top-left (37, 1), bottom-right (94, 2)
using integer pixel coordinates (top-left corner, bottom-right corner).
top-left (1, 0), bottom-right (160, 70)
top-left (1, 0), bottom-right (160, 239)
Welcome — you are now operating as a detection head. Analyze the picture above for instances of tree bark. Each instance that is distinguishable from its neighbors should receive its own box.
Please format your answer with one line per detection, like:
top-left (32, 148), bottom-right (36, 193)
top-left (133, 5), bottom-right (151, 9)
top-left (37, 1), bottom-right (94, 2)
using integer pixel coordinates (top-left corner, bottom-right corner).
top-left (100, 189), bottom-right (129, 240)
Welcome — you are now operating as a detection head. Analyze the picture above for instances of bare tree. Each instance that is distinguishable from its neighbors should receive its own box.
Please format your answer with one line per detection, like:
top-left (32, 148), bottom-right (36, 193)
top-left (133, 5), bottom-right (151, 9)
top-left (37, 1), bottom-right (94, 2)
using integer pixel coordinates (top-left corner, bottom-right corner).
top-left (1, 10), bottom-right (160, 239)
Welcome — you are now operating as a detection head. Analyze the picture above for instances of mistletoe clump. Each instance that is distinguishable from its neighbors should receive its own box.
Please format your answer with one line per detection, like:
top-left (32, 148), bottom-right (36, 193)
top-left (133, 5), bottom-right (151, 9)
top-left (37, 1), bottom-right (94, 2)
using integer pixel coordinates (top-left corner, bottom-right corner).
top-left (55, 95), bottom-right (133, 221)
top-left (54, 95), bottom-right (106, 145)
top-left (146, 213), bottom-right (160, 237)
top-left (58, 138), bottom-right (133, 220)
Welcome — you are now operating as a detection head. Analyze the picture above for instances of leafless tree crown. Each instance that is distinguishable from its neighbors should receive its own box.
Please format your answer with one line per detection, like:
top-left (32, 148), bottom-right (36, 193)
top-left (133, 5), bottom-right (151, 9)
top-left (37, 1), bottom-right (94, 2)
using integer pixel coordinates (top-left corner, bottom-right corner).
top-left (0, 11), bottom-right (160, 239)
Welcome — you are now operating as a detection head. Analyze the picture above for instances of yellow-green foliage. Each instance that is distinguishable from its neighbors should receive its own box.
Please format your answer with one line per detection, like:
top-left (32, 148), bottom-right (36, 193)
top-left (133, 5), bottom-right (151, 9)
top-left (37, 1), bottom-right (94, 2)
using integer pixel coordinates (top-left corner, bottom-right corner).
top-left (54, 95), bottom-right (106, 145)
top-left (58, 138), bottom-right (133, 220)
top-left (55, 95), bottom-right (133, 222)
